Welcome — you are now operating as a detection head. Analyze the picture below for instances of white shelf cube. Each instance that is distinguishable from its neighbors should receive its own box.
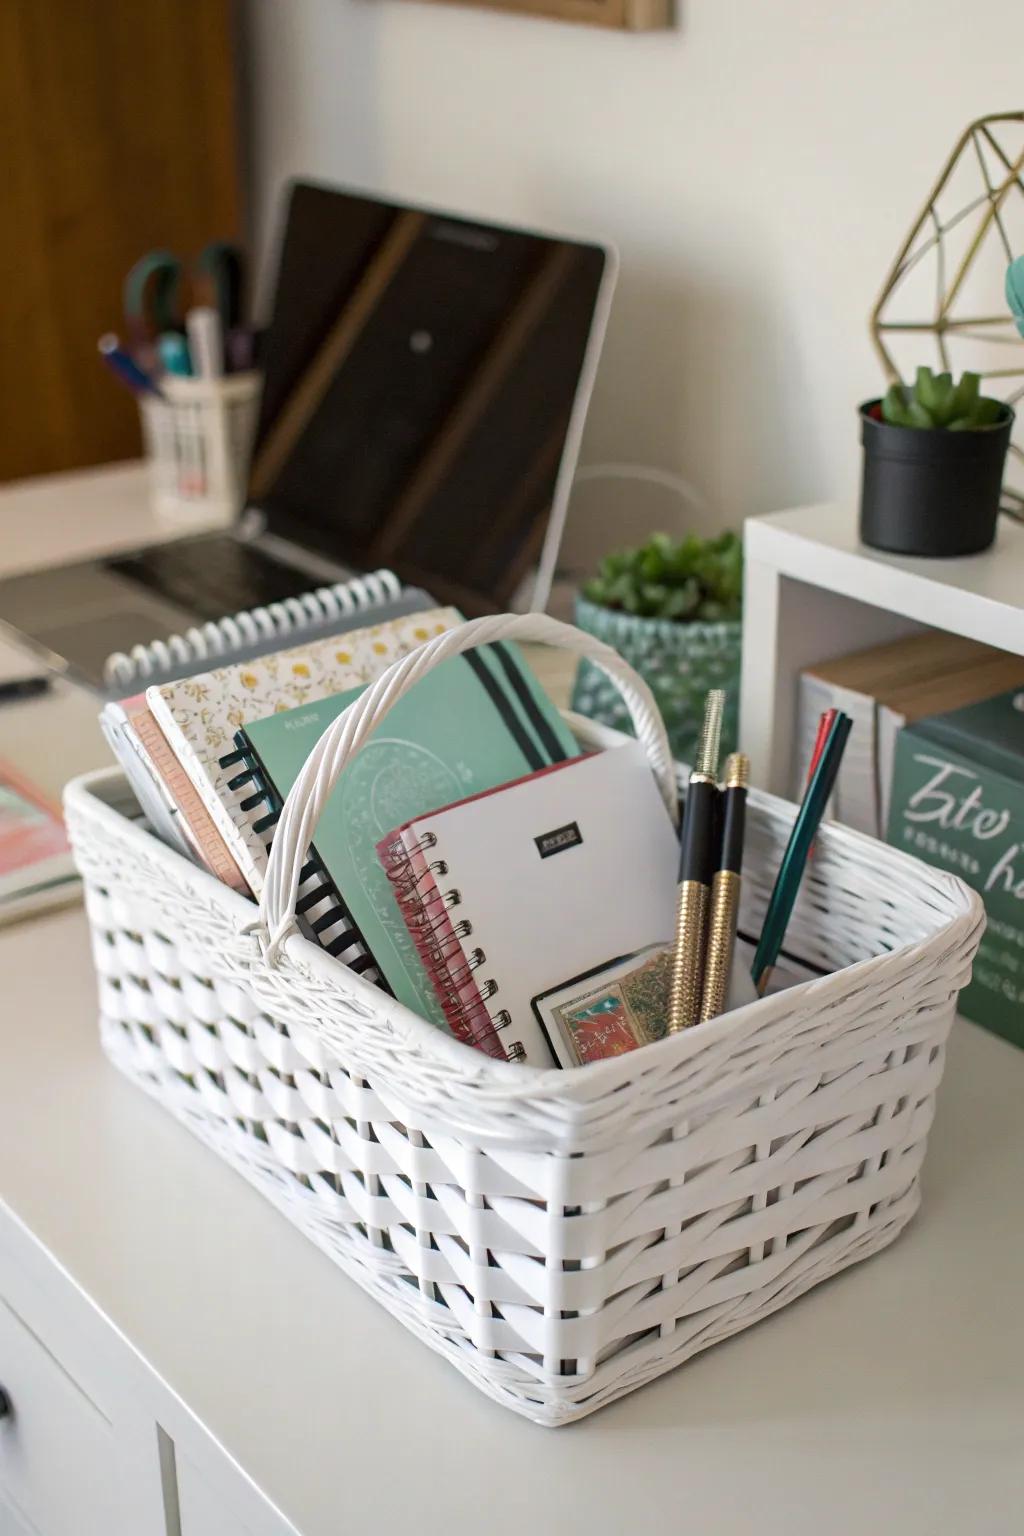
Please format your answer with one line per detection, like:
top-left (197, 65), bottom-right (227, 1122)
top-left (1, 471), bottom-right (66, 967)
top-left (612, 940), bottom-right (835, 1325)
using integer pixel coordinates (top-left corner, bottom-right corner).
top-left (739, 503), bottom-right (1024, 796)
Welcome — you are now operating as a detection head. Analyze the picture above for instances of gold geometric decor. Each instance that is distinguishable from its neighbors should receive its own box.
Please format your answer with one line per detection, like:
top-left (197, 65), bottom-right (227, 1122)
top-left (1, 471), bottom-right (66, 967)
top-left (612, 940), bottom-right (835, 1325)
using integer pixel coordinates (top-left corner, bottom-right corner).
top-left (871, 111), bottom-right (1024, 511)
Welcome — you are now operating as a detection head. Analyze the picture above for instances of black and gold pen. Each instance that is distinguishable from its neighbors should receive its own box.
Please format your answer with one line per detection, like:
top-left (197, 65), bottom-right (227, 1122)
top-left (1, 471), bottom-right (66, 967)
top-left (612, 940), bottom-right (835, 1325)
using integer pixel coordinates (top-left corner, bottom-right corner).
top-left (667, 690), bottom-right (724, 1034)
top-left (698, 751), bottom-right (749, 1023)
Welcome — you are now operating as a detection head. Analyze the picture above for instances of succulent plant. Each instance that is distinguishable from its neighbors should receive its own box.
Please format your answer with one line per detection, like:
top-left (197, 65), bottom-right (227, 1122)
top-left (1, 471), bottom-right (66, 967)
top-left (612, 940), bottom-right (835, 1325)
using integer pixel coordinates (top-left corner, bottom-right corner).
top-left (881, 367), bottom-right (1004, 431)
top-left (582, 530), bottom-right (742, 623)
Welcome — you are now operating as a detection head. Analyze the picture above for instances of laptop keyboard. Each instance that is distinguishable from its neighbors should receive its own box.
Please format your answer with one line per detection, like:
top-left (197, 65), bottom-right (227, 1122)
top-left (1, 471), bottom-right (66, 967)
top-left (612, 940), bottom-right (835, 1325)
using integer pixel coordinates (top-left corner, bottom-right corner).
top-left (107, 538), bottom-right (320, 621)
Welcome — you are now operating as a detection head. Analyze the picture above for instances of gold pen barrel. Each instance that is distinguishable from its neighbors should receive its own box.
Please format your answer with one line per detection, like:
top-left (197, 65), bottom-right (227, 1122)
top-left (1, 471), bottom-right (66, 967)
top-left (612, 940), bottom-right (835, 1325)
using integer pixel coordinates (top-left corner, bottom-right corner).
top-left (668, 694), bottom-right (728, 1035)
top-left (667, 879), bottom-right (709, 1033)
top-left (698, 868), bottom-right (741, 1023)
top-left (697, 753), bottom-right (748, 1024)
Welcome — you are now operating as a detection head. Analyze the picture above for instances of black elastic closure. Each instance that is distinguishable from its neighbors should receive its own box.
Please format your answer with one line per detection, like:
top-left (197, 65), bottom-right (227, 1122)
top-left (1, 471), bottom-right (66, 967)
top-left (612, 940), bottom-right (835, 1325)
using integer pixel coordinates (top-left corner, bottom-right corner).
top-left (488, 642), bottom-right (570, 764)
top-left (464, 650), bottom-right (544, 771)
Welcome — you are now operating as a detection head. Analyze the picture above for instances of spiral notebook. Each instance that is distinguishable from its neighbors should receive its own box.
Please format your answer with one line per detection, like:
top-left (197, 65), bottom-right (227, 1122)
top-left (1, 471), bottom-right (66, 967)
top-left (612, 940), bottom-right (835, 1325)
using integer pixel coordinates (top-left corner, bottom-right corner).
top-left (144, 605), bottom-right (462, 895)
top-left (377, 757), bottom-right (579, 1061)
top-left (378, 739), bottom-right (680, 1067)
top-left (237, 644), bottom-right (579, 1029)
top-left (102, 569), bottom-right (430, 691)
top-left (225, 742), bottom-right (380, 975)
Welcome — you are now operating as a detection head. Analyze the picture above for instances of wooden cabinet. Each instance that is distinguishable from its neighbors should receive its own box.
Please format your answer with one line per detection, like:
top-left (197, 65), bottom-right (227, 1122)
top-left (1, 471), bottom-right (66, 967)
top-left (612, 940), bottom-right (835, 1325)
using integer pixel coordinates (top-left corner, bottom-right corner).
top-left (0, 0), bottom-right (240, 481)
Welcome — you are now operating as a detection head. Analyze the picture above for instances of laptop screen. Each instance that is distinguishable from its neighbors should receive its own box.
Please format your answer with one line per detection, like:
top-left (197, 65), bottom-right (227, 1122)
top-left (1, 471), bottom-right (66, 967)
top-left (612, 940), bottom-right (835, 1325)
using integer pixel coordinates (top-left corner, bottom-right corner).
top-left (247, 182), bottom-right (609, 613)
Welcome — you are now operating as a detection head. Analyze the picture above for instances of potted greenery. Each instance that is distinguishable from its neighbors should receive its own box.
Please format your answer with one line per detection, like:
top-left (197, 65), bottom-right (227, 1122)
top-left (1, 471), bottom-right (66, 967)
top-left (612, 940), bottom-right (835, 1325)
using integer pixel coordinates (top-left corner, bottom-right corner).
top-left (572, 530), bottom-right (742, 762)
top-left (859, 366), bottom-right (1013, 557)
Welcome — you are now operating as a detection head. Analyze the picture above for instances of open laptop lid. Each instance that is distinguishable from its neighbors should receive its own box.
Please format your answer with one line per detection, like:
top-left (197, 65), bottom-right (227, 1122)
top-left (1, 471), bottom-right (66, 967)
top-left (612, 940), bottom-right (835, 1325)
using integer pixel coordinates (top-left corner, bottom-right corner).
top-left (247, 182), bottom-right (615, 613)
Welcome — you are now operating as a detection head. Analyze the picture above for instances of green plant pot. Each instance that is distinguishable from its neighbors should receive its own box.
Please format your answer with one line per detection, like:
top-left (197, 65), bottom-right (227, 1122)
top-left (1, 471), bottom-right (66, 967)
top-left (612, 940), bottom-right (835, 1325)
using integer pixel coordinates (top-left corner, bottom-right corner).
top-left (571, 596), bottom-right (741, 765)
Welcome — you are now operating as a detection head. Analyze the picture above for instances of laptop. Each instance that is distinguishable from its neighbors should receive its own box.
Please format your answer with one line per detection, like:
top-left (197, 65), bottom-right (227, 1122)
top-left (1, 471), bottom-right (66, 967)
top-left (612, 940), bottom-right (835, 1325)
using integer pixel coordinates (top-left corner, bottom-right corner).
top-left (0, 180), bottom-right (616, 690)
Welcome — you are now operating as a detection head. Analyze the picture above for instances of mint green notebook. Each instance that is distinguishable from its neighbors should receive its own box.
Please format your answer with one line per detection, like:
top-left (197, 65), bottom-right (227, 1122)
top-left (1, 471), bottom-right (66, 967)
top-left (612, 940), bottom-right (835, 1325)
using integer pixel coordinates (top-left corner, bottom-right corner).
top-left (239, 642), bottom-right (578, 1028)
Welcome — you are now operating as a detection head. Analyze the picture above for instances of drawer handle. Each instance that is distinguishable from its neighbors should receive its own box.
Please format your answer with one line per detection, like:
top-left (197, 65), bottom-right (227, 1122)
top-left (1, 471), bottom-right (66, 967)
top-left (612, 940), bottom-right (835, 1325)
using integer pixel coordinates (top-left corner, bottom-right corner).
top-left (0, 1387), bottom-right (10, 1420)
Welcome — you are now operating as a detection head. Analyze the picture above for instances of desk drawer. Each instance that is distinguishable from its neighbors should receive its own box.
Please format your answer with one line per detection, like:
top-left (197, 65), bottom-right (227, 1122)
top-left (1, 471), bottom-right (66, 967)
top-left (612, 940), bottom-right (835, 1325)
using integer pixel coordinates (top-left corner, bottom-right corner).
top-left (177, 1452), bottom-right (256, 1536)
top-left (0, 1295), bottom-right (120, 1535)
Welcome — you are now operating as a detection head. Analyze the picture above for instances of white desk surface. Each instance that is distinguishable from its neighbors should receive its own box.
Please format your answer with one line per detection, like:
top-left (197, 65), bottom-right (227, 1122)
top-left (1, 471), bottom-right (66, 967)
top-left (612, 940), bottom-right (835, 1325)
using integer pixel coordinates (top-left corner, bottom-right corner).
top-left (1, 467), bottom-right (1022, 1535)
top-left (0, 461), bottom-right (177, 802)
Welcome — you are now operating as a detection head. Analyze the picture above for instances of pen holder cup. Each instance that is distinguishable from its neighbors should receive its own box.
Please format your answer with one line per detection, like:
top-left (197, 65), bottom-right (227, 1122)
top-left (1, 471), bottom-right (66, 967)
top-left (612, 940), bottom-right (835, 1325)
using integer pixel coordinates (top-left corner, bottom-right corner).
top-left (139, 371), bottom-right (262, 528)
top-left (65, 611), bottom-right (985, 1426)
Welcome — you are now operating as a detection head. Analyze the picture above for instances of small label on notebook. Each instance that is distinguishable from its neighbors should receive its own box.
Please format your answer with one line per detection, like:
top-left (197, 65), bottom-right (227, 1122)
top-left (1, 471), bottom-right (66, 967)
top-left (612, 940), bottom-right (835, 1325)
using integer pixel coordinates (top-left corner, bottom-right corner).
top-left (535, 821), bottom-right (582, 858)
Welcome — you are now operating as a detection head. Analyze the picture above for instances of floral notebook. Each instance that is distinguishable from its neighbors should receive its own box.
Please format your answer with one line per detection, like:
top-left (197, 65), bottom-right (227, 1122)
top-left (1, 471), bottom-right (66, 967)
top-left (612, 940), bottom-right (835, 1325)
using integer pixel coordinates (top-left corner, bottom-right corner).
top-left (145, 606), bottom-right (461, 894)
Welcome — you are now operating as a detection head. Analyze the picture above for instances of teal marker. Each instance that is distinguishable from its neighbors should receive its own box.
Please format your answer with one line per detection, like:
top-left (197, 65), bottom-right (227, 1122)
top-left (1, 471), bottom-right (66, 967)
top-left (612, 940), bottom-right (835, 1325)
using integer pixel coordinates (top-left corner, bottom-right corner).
top-left (158, 332), bottom-right (192, 377)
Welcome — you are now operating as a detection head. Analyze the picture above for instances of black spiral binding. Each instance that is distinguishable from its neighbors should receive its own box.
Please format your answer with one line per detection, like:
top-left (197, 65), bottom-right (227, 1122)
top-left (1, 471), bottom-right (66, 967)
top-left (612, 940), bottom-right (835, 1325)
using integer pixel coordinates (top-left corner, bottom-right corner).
top-left (381, 830), bottom-right (524, 1063)
top-left (220, 741), bottom-right (382, 983)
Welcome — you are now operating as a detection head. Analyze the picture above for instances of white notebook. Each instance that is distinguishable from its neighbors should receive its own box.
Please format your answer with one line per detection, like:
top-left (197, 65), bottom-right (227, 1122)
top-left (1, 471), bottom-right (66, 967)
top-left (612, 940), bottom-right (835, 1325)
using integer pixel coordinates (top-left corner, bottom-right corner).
top-left (145, 606), bottom-right (461, 895)
top-left (382, 739), bottom-right (679, 1067)
top-left (794, 633), bottom-right (1024, 837)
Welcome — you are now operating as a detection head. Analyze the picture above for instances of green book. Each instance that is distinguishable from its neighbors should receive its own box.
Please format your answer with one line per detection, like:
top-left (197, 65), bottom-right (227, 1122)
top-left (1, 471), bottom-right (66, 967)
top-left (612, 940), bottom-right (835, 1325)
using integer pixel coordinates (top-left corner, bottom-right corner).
top-left (239, 642), bottom-right (578, 1029)
top-left (887, 684), bottom-right (1024, 1049)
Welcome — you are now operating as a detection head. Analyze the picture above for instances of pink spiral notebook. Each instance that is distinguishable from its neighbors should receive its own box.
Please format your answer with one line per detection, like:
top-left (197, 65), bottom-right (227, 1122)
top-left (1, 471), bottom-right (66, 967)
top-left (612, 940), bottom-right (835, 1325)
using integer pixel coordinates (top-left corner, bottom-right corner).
top-left (378, 740), bottom-right (679, 1067)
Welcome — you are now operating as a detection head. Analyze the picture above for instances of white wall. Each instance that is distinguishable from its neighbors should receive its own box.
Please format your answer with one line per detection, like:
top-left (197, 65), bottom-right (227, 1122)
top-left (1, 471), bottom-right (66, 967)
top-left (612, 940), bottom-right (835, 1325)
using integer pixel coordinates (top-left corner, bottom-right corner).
top-left (243, 0), bottom-right (1024, 567)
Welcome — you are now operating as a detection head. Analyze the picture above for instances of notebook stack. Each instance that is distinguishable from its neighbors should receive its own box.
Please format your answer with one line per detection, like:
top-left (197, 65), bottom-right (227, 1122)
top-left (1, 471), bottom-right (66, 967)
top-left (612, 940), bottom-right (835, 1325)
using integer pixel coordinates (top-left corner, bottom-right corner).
top-left (100, 574), bottom-right (682, 1069)
top-left (795, 632), bottom-right (1024, 837)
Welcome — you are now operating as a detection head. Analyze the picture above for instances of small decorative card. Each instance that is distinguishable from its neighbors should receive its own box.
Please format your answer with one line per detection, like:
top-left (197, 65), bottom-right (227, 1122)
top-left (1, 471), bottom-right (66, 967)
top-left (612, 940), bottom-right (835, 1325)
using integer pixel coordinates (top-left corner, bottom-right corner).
top-left (533, 943), bottom-right (761, 1068)
top-left (532, 946), bottom-right (669, 1068)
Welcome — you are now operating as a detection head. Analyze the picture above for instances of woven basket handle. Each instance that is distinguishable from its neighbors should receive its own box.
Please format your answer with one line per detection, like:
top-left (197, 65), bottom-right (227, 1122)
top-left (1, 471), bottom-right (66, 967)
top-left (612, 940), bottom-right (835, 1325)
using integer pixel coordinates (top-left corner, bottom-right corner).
top-left (257, 611), bottom-right (677, 956)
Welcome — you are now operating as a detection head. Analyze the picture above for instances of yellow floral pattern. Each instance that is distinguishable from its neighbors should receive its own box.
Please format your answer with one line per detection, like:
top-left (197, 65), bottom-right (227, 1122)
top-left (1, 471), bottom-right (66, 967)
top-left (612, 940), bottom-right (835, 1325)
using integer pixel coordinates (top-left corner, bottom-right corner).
top-left (147, 607), bottom-right (462, 885)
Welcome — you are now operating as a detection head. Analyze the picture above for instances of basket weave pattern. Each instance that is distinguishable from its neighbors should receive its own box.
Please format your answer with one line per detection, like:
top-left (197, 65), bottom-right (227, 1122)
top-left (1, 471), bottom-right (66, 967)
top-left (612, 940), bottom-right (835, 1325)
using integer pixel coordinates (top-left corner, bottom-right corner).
top-left (66, 616), bottom-right (984, 1425)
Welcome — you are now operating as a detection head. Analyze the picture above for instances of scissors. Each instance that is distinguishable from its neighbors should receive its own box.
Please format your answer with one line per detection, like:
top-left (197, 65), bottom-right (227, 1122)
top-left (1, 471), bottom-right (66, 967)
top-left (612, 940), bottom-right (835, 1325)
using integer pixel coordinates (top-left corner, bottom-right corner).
top-left (123, 249), bottom-right (183, 343)
top-left (124, 242), bottom-right (245, 342)
top-left (196, 241), bottom-right (244, 332)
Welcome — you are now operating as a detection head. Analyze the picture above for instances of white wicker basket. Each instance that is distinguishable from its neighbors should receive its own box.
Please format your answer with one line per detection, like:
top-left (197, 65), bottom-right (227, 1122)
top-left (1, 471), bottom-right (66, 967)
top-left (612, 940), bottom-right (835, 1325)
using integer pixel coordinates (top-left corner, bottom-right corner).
top-left (65, 613), bottom-right (984, 1426)
top-left (139, 371), bottom-right (261, 526)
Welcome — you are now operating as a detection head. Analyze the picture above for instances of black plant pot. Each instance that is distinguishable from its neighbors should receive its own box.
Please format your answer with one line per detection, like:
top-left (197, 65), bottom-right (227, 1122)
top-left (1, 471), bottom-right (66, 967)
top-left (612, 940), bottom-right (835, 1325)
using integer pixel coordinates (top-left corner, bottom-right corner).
top-left (859, 399), bottom-right (1013, 558)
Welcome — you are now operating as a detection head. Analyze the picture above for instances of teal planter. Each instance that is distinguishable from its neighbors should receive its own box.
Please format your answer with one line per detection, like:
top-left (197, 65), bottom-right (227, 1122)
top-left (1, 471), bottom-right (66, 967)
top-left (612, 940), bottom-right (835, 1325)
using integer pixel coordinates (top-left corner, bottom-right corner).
top-left (572, 596), bottom-right (741, 765)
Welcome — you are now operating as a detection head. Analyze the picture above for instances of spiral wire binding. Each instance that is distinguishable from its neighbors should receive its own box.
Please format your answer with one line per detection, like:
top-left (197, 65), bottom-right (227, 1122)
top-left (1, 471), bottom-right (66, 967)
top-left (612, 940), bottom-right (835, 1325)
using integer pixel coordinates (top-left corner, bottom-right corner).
top-left (103, 569), bottom-right (402, 690)
top-left (381, 832), bottom-right (523, 1062)
top-left (223, 745), bottom-right (381, 980)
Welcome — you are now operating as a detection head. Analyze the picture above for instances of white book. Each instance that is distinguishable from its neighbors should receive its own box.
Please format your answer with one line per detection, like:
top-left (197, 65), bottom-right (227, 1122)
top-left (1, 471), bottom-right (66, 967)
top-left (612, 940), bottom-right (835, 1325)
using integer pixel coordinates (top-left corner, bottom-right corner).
top-left (100, 696), bottom-right (196, 864)
top-left (100, 694), bottom-right (250, 891)
top-left (382, 740), bottom-right (679, 1068)
top-left (795, 633), bottom-right (1024, 838)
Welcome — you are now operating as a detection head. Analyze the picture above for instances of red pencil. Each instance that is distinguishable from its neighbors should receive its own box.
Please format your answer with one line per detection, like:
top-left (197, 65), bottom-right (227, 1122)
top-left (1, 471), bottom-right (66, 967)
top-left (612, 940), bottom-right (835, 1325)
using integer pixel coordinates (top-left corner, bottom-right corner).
top-left (805, 708), bottom-right (838, 858)
top-left (806, 708), bottom-right (838, 787)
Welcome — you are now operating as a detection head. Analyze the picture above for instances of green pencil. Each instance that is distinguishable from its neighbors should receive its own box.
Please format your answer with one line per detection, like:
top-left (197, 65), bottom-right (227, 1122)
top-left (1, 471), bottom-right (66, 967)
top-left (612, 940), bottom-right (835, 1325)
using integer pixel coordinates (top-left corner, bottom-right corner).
top-left (751, 712), bottom-right (851, 994)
